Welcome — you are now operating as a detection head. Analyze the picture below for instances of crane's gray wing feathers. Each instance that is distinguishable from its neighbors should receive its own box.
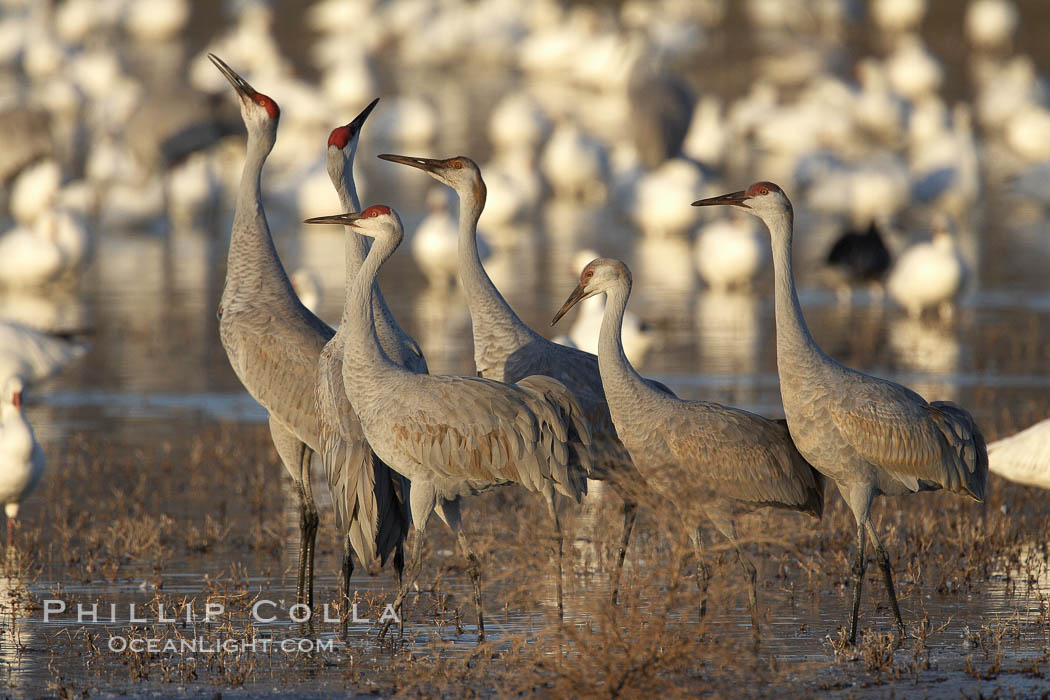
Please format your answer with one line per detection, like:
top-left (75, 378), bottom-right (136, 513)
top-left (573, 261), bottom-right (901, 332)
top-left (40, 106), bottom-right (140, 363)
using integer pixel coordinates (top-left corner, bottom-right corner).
top-left (221, 309), bottom-right (334, 448)
top-left (505, 340), bottom-right (656, 486)
top-left (925, 401), bottom-right (988, 501)
top-left (832, 388), bottom-right (987, 500)
top-left (388, 374), bottom-right (588, 500)
top-left (663, 406), bottom-right (823, 515)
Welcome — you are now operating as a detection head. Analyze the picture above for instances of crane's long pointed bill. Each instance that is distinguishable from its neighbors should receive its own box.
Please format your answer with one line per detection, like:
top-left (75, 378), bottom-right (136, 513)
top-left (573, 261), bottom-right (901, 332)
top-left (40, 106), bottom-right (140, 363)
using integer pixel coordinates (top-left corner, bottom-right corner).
top-left (208, 53), bottom-right (256, 99)
top-left (304, 213), bottom-right (365, 226)
top-left (691, 191), bottom-right (748, 207)
top-left (377, 153), bottom-right (442, 172)
top-left (552, 284), bottom-right (588, 327)
top-left (348, 97), bottom-right (379, 133)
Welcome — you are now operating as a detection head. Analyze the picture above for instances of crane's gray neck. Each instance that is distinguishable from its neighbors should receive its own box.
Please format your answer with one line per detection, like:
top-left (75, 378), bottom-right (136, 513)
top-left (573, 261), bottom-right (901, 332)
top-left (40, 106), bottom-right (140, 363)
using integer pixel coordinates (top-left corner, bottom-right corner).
top-left (344, 230), bottom-right (403, 380)
top-left (330, 155), bottom-right (368, 331)
top-left (227, 128), bottom-right (292, 293)
top-left (331, 155), bottom-right (408, 357)
top-left (598, 278), bottom-right (660, 407)
top-left (456, 182), bottom-right (537, 349)
top-left (765, 206), bottom-right (830, 375)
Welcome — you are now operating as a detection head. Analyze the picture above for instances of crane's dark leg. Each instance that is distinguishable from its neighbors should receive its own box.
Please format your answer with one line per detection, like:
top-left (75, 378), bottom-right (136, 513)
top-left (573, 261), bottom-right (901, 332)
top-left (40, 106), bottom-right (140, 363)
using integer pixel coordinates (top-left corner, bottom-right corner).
top-left (865, 521), bottom-right (904, 637)
top-left (848, 522), bottom-right (867, 645)
top-left (456, 530), bottom-right (485, 642)
top-left (689, 528), bottom-right (711, 622)
top-left (299, 446), bottom-right (320, 612)
top-left (611, 501), bottom-right (638, 605)
top-left (547, 495), bottom-right (566, 621)
top-left (379, 532), bottom-right (424, 641)
top-left (340, 535), bottom-right (354, 639)
top-left (392, 543), bottom-right (406, 638)
top-left (731, 542), bottom-right (760, 642)
top-left (269, 422), bottom-right (317, 613)
top-left (295, 483), bottom-right (309, 608)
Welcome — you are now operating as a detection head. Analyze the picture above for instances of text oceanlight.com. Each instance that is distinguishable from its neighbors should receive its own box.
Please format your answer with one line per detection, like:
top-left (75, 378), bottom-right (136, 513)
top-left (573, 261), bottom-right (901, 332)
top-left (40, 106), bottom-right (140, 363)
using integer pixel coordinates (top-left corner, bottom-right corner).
top-left (107, 637), bottom-right (337, 654)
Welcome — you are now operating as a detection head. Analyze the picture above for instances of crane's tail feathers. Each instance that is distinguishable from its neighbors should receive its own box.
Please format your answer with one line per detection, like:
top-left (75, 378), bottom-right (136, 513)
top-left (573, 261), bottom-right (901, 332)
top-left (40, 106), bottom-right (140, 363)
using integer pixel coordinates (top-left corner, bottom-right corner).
top-left (345, 458), bottom-right (410, 573)
top-left (321, 427), bottom-right (409, 573)
top-left (319, 425), bottom-right (353, 535)
top-left (927, 402), bottom-right (989, 502)
top-left (772, 419), bottom-right (827, 519)
top-left (516, 375), bottom-right (593, 502)
top-left (804, 466), bottom-right (827, 519)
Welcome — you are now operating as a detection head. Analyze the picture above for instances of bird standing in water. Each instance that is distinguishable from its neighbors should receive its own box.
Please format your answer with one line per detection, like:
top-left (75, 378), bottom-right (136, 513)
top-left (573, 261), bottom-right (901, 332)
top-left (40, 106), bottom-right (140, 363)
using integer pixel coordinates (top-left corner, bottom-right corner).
top-left (694, 182), bottom-right (987, 644)
top-left (0, 376), bottom-right (44, 548)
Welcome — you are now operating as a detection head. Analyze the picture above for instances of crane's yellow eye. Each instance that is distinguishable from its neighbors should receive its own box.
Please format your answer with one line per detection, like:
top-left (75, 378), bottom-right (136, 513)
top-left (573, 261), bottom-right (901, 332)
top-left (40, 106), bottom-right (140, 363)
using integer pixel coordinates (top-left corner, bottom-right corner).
top-left (758, 187), bottom-right (768, 195)
top-left (370, 210), bottom-right (378, 217)
top-left (452, 161), bottom-right (462, 169)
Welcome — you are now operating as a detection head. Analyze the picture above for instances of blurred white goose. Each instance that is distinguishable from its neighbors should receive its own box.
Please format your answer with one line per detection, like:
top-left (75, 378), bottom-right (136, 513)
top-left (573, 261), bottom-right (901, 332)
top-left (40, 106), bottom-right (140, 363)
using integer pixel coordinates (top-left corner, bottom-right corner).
top-left (682, 95), bottom-right (727, 167)
top-left (374, 95), bottom-right (439, 145)
top-left (0, 222), bottom-right (64, 288)
top-left (975, 56), bottom-right (1041, 132)
top-left (289, 268), bottom-right (323, 316)
top-left (540, 120), bottom-right (610, 202)
top-left (1005, 105), bottom-right (1050, 163)
top-left (123, 0), bottom-right (190, 42)
top-left (886, 216), bottom-right (966, 320)
top-left (626, 158), bottom-right (704, 238)
top-left (0, 376), bottom-right (45, 546)
top-left (488, 91), bottom-right (551, 153)
top-left (9, 159), bottom-right (62, 226)
top-left (693, 212), bottom-right (767, 292)
top-left (0, 288), bottom-right (89, 335)
top-left (553, 250), bottom-right (655, 366)
top-left (0, 209), bottom-right (90, 287)
top-left (871, 0), bottom-right (927, 33)
top-left (965, 0), bottom-right (1018, 51)
top-left (0, 322), bottom-right (86, 385)
top-left (988, 419), bottom-right (1050, 489)
top-left (885, 35), bottom-right (943, 101)
top-left (910, 104), bottom-right (980, 216)
top-left (480, 149), bottom-right (544, 229)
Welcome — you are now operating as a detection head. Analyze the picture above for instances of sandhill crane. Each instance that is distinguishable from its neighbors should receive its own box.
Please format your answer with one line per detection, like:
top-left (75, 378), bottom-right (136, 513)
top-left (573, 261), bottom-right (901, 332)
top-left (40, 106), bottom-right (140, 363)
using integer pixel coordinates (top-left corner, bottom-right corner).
top-left (553, 258), bottom-right (824, 637)
top-left (694, 182), bottom-right (988, 644)
top-left (315, 101), bottom-right (417, 621)
top-left (305, 205), bottom-right (591, 641)
top-left (553, 250), bottom-right (655, 366)
top-left (378, 154), bottom-right (670, 603)
top-left (0, 377), bottom-right (45, 547)
top-left (988, 419), bottom-right (1050, 490)
top-left (210, 53), bottom-right (334, 610)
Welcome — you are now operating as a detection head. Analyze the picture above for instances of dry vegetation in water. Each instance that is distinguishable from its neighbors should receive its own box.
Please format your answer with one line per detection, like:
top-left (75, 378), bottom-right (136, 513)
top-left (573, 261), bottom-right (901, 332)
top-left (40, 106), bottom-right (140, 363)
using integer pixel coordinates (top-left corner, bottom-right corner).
top-left (0, 392), bottom-right (1041, 697)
